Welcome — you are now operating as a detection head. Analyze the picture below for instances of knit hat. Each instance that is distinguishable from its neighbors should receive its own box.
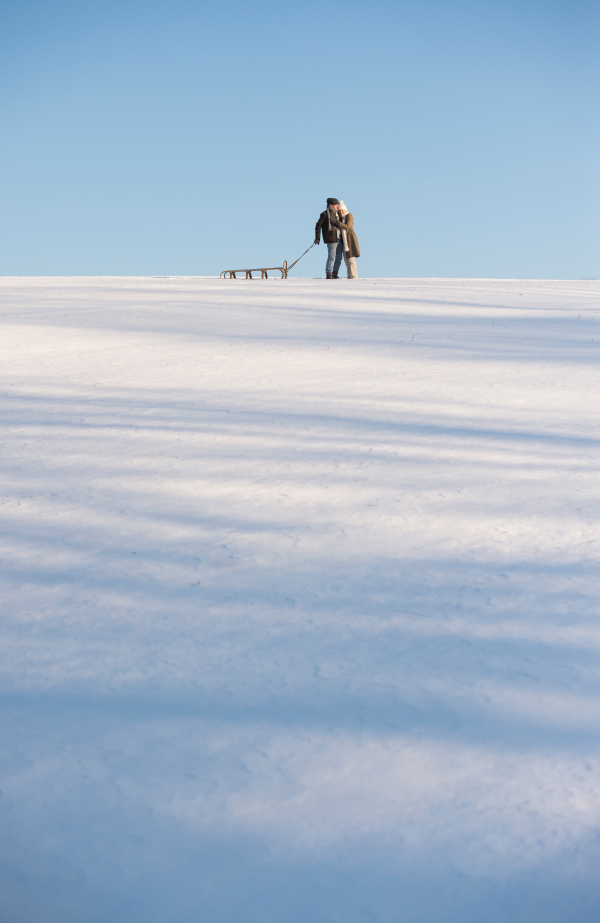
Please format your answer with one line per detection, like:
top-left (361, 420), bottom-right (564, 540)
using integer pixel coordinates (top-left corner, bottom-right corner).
top-left (326, 198), bottom-right (339, 205)
top-left (338, 200), bottom-right (348, 215)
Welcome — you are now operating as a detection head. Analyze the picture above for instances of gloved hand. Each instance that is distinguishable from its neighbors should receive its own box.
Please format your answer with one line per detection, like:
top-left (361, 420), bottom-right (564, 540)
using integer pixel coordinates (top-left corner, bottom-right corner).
top-left (314, 238), bottom-right (320, 245)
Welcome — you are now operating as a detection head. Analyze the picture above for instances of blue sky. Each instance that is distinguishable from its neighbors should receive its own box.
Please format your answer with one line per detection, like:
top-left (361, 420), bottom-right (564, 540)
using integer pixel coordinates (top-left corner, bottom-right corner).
top-left (1, 0), bottom-right (598, 277)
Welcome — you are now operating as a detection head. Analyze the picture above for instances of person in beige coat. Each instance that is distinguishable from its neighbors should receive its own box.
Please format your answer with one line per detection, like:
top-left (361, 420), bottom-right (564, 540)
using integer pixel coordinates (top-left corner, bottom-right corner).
top-left (338, 201), bottom-right (360, 278)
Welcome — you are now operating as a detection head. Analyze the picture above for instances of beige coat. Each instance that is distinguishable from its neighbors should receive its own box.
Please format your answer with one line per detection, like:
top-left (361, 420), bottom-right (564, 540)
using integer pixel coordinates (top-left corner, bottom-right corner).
top-left (340, 213), bottom-right (360, 258)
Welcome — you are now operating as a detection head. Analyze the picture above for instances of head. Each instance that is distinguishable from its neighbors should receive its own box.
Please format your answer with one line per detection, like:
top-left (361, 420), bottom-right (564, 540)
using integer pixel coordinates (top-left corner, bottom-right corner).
top-left (327, 198), bottom-right (339, 209)
top-left (338, 200), bottom-right (348, 217)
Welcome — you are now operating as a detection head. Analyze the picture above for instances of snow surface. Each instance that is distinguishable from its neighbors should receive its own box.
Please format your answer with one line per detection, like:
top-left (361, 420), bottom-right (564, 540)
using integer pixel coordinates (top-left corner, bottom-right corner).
top-left (0, 275), bottom-right (599, 922)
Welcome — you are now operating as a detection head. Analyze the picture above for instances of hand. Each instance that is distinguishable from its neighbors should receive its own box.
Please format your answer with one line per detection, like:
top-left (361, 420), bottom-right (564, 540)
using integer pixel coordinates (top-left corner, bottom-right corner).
top-left (314, 238), bottom-right (320, 245)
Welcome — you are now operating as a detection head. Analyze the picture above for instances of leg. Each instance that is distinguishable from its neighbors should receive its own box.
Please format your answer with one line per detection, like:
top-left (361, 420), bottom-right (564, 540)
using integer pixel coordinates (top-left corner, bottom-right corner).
top-left (332, 240), bottom-right (343, 277)
top-left (326, 242), bottom-right (338, 276)
top-left (344, 254), bottom-right (358, 278)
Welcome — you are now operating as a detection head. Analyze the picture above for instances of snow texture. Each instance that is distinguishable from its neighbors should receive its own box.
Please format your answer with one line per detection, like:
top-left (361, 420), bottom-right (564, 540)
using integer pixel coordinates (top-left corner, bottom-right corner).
top-left (0, 275), bottom-right (599, 922)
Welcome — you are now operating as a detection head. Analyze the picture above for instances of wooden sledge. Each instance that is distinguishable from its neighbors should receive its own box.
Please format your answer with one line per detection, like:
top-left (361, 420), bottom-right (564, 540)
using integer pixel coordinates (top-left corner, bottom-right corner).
top-left (220, 244), bottom-right (314, 280)
top-left (220, 262), bottom-right (289, 280)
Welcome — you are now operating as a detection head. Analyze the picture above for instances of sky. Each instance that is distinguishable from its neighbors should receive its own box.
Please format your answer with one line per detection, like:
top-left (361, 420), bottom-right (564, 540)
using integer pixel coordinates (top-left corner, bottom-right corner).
top-left (1, 0), bottom-right (598, 278)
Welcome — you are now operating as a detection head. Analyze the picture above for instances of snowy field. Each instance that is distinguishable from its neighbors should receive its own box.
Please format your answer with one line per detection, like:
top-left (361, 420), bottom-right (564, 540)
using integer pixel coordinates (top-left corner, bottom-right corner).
top-left (0, 275), bottom-right (599, 923)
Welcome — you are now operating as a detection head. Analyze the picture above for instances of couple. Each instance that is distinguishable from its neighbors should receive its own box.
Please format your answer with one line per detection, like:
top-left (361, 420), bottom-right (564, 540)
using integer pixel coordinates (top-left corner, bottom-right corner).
top-left (314, 198), bottom-right (360, 279)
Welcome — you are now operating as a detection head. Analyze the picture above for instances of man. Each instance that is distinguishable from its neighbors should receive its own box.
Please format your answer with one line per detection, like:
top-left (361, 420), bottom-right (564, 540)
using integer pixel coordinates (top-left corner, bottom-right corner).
top-left (314, 198), bottom-right (344, 279)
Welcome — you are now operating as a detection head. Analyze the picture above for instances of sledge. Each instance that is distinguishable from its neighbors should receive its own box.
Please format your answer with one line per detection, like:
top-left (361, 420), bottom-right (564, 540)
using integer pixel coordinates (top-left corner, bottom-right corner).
top-left (220, 244), bottom-right (314, 280)
top-left (220, 263), bottom-right (289, 280)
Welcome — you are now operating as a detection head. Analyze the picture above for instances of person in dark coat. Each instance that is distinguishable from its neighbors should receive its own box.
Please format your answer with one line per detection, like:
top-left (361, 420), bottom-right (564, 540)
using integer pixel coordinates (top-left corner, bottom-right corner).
top-left (314, 198), bottom-right (345, 278)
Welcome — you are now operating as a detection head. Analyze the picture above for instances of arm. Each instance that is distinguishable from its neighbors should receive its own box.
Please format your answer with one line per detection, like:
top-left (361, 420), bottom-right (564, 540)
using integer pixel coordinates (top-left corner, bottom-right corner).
top-left (328, 209), bottom-right (343, 230)
top-left (314, 213), bottom-right (326, 244)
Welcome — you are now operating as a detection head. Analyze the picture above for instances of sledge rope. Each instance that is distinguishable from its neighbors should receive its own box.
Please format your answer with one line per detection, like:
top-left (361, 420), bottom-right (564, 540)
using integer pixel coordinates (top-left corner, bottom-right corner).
top-left (285, 242), bottom-right (316, 273)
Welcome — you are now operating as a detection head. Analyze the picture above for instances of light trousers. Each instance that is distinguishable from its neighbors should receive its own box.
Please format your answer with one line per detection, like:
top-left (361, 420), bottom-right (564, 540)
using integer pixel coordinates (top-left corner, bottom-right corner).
top-left (344, 253), bottom-right (358, 278)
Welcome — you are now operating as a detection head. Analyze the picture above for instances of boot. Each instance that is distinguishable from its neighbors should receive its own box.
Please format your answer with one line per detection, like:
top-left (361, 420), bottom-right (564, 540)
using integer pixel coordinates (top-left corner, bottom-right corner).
top-left (331, 270), bottom-right (339, 279)
top-left (326, 271), bottom-right (333, 279)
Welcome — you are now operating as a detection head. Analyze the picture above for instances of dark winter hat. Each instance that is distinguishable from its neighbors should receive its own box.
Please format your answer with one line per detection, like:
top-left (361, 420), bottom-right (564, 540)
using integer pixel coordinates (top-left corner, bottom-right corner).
top-left (327, 198), bottom-right (340, 205)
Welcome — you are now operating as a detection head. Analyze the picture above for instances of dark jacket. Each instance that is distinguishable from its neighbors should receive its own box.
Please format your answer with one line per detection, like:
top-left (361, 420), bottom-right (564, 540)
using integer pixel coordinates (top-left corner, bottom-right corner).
top-left (340, 213), bottom-right (360, 258)
top-left (315, 207), bottom-right (343, 244)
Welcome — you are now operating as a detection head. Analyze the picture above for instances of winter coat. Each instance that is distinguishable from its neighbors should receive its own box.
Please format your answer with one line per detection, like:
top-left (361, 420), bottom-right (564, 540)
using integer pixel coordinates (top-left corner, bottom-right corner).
top-left (315, 208), bottom-right (342, 244)
top-left (340, 213), bottom-right (360, 258)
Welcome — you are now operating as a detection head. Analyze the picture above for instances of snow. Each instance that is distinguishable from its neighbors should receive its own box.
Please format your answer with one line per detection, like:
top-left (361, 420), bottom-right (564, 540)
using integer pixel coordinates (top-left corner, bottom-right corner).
top-left (0, 275), bottom-right (599, 922)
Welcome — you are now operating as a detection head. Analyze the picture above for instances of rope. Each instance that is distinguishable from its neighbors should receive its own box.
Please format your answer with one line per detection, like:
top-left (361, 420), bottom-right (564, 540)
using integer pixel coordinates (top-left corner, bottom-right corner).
top-left (286, 242), bottom-right (316, 273)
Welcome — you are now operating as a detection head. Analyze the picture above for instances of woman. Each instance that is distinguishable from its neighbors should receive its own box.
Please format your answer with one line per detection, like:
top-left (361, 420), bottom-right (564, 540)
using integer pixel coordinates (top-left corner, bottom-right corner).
top-left (338, 201), bottom-right (360, 278)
